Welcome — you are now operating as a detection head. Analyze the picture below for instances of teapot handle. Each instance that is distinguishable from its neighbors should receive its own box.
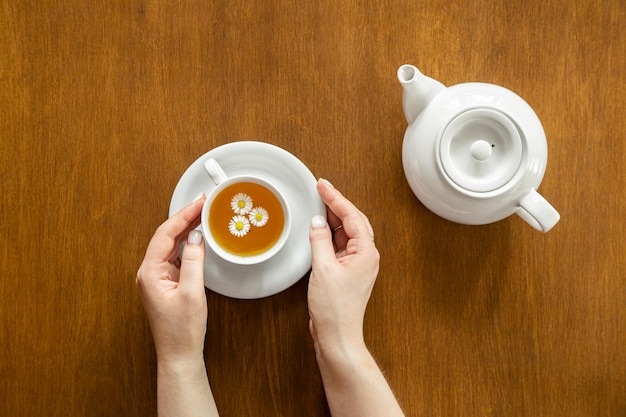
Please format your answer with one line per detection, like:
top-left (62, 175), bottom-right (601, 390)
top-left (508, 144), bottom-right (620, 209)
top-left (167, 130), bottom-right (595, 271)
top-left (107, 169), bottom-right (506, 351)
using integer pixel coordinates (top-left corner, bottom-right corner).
top-left (517, 190), bottom-right (560, 232)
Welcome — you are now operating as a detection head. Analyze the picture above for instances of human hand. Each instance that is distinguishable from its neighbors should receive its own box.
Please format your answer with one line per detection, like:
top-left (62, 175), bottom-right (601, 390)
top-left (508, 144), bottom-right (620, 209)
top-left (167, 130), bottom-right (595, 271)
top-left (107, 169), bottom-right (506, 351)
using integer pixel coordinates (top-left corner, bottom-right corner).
top-left (307, 179), bottom-right (379, 357)
top-left (136, 195), bottom-right (208, 366)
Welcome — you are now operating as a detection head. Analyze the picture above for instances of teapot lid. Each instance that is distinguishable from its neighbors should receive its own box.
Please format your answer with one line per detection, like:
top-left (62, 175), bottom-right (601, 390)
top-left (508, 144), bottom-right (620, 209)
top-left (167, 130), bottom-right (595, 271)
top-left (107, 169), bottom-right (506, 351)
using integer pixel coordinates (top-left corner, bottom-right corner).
top-left (439, 108), bottom-right (523, 193)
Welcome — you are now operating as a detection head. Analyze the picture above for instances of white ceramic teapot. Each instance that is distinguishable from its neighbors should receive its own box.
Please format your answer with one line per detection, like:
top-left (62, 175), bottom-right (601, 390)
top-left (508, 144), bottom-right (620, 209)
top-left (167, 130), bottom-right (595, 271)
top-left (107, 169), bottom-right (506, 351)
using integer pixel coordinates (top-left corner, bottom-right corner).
top-left (398, 64), bottom-right (560, 232)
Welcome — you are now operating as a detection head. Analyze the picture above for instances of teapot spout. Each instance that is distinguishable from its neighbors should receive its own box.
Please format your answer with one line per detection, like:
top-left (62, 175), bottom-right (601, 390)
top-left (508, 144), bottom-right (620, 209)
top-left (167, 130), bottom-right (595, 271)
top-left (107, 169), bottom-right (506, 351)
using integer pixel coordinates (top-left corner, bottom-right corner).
top-left (398, 64), bottom-right (446, 124)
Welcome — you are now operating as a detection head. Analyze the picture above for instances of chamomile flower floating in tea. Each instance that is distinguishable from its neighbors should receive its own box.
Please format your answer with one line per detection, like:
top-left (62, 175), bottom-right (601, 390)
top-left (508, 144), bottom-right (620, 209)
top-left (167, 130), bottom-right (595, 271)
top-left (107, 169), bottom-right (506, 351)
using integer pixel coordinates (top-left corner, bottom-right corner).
top-left (229, 215), bottom-right (251, 237)
top-left (230, 193), bottom-right (253, 215)
top-left (227, 192), bottom-right (270, 237)
top-left (208, 182), bottom-right (284, 257)
top-left (248, 207), bottom-right (269, 227)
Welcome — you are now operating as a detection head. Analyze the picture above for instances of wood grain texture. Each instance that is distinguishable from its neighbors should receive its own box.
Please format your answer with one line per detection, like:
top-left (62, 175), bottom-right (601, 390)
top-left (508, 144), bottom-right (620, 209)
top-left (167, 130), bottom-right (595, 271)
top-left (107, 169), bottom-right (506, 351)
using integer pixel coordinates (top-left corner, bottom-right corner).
top-left (1, 1), bottom-right (624, 416)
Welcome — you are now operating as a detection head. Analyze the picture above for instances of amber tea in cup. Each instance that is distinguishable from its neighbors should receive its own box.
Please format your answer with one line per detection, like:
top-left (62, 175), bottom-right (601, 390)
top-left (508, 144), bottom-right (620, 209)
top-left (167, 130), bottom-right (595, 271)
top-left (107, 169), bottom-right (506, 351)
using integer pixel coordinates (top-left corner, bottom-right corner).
top-left (201, 160), bottom-right (291, 265)
top-left (208, 180), bottom-right (286, 257)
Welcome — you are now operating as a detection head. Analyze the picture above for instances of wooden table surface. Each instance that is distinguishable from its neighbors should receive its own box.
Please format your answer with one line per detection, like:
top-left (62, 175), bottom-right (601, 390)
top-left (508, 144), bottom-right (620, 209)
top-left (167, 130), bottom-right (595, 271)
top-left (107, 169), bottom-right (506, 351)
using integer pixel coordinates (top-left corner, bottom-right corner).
top-left (1, 1), bottom-right (624, 416)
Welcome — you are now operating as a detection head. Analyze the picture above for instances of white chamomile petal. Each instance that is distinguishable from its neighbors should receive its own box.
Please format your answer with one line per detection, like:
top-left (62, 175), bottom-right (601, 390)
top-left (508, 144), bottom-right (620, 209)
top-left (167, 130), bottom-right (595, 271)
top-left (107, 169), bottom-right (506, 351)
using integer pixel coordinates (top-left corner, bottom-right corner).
top-left (230, 193), bottom-right (253, 214)
top-left (228, 215), bottom-right (250, 237)
top-left (249, 207), bottom-right (269, 227)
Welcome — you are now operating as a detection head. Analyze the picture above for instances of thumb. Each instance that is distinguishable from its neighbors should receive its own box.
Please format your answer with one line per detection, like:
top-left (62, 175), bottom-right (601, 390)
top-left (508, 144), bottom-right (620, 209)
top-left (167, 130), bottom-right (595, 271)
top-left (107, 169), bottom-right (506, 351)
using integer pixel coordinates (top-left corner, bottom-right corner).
top-left (309, 215), bottom-right (336, 269)
top-left (178, 229), bottom-right (206, 294)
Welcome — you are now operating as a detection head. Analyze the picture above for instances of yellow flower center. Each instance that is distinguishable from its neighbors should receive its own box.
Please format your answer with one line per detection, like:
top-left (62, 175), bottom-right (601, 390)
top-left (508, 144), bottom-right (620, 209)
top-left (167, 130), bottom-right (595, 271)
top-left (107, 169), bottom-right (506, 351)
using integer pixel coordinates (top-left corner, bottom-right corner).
top-left (255, 213), bottom-right (263, 221)
top-left (236, 221), bottom-right (244, 230)
top-left (238, 200), bottom-right (246, 208)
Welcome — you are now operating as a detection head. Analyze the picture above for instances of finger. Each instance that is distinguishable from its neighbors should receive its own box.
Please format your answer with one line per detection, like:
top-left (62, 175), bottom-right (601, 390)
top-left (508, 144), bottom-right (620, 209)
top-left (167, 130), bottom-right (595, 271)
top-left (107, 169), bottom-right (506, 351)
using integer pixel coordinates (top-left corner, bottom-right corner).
top-left (143, 195), bottom-right (206, 264)
top-left (316, 179), bottom-right (372, 241)
top-left (324, 199), bottom-right (342, 229)
top-left (330, 220), bottom-right (349, 251)
top-left (362, 213), bottom-right (375, 241)
top-left (178, 230), bottom-right (207, 294)
top-left (309, 215), bottom-right (338, 270)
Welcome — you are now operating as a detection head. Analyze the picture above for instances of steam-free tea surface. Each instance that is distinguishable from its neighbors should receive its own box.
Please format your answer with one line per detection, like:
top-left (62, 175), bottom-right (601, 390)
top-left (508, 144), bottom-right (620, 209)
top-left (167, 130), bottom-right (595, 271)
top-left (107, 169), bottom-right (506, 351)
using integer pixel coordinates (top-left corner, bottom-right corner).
top-left (209, 181), bottom-right (284, 256)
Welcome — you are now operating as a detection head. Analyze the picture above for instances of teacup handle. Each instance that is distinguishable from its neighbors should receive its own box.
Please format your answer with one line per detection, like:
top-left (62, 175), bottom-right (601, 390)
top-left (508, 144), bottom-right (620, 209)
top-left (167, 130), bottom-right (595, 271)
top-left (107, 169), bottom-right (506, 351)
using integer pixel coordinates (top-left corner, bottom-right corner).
top-left (517, 189), bottom-right (560, 232)
top-left (204, 158), bottom-right (229, 185)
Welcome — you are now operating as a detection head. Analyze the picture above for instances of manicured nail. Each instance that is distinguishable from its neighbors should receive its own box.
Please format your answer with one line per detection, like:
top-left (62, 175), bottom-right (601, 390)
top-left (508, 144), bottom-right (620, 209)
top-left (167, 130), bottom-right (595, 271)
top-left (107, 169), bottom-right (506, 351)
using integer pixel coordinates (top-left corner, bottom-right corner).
top-left (311, 215), bottom-right (327, 229)
top-left (319, 178), bottom-right (334, 188)
top-left (187, 230), bottom-right (203, 245)
top-left (192, 193), bottom-right (206, 203)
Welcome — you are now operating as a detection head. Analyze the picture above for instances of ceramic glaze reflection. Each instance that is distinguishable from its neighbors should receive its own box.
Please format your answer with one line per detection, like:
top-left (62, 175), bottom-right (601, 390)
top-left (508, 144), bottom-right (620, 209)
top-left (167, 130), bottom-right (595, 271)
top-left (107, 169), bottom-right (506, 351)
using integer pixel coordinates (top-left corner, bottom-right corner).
top-left (208, 181), bottom-right (284, 257)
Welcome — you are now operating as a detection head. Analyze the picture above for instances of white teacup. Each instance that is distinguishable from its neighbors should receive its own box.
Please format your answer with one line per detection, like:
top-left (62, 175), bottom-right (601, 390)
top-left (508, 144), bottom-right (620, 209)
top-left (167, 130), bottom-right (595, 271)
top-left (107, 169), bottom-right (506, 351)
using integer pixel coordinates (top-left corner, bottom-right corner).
top-left (201, 158), bottom-right (291, 265)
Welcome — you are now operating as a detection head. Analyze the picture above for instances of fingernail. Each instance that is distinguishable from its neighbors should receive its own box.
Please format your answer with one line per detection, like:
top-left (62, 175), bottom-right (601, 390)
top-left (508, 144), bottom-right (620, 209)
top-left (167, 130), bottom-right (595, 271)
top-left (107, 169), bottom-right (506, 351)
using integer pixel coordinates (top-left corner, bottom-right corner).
top-left (192, 193), bottom-right (205, 203)
top-left (188, 230), bottom-right (203, 245)
top-left (319, 178), bottom-right (334, 188)
top-left (311, 215), bottom-right (327, 229)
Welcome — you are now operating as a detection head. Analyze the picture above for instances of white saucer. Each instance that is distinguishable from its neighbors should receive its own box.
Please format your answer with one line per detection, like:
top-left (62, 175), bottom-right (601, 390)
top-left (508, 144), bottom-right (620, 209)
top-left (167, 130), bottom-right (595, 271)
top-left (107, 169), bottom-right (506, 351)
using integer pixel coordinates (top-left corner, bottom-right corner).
top-left (169, 141), bottom-right (325, 299)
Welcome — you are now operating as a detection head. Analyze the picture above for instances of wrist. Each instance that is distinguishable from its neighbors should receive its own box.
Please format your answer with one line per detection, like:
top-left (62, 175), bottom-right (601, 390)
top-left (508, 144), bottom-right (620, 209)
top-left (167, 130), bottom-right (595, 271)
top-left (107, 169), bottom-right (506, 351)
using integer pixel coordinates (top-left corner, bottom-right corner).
top-left (153, 335), bottom-right (206, 372)
top-left (314, 334), bottom-right (369, 369)
top-left (157, 355), bottom-right (207, 377)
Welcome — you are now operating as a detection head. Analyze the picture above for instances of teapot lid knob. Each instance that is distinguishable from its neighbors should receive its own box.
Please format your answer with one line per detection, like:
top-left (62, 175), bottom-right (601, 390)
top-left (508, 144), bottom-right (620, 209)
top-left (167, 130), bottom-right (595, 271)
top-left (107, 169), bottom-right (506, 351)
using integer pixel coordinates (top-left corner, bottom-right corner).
top-left (470, 140), bottom-right (493, 162)
top-left (440, 108), bottom-right (523, 192)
